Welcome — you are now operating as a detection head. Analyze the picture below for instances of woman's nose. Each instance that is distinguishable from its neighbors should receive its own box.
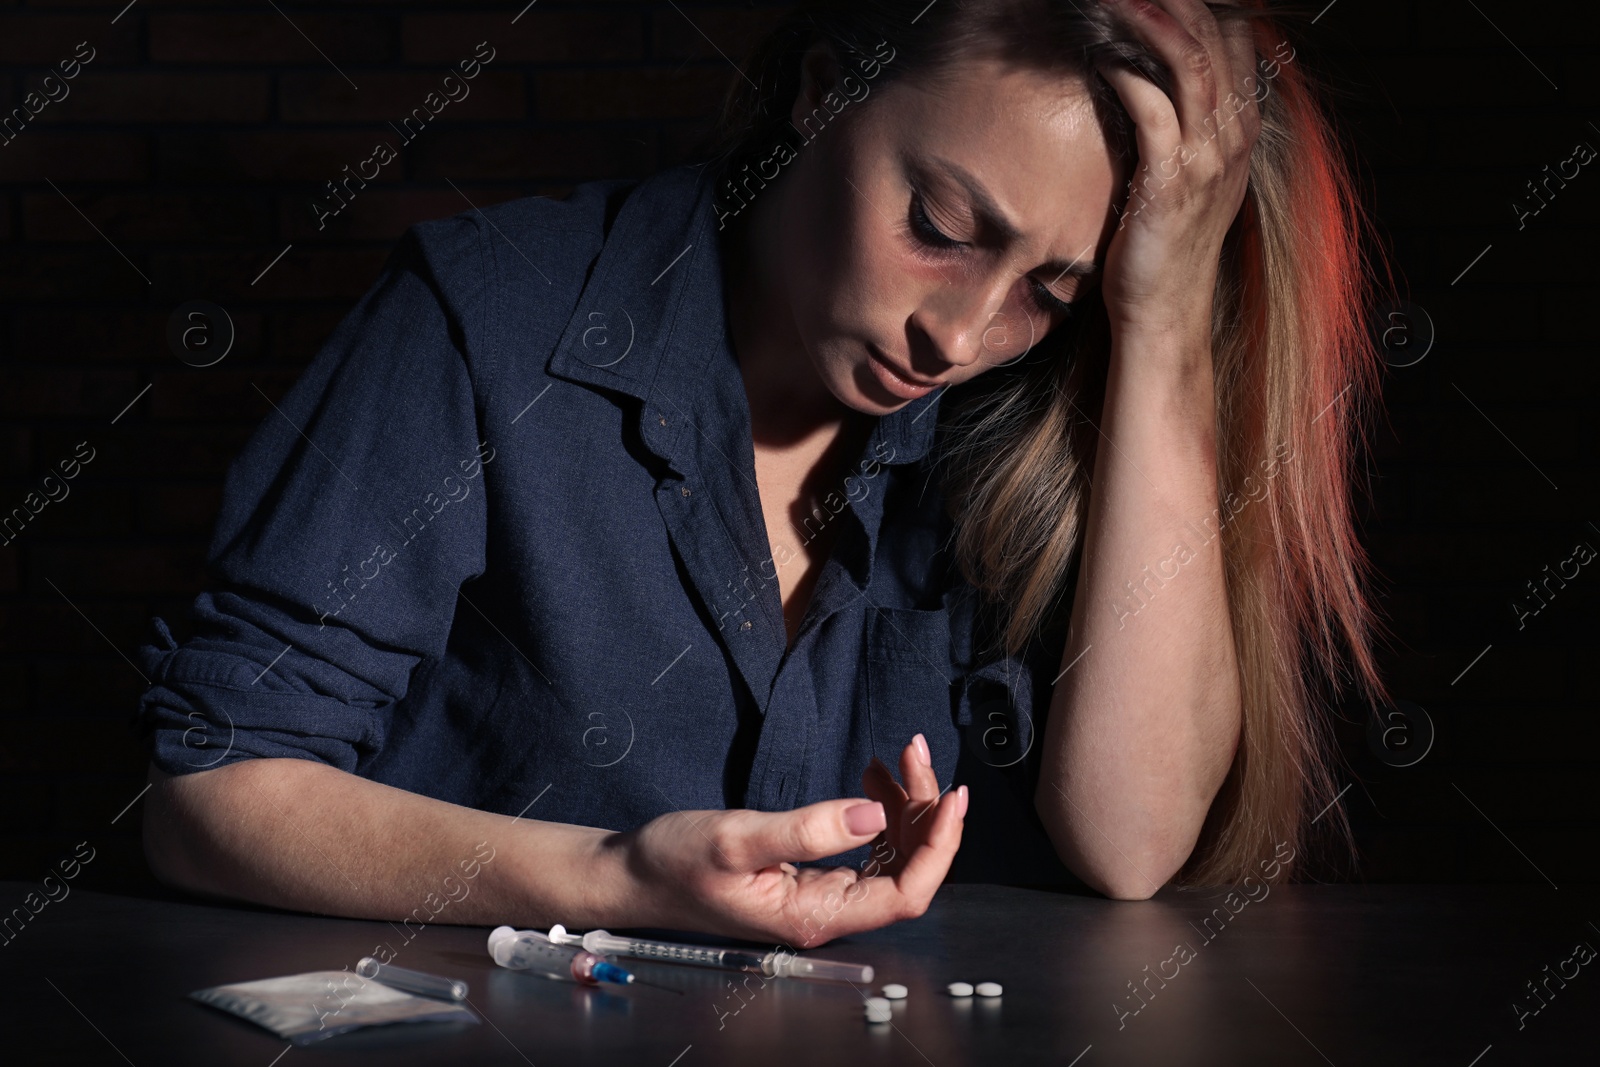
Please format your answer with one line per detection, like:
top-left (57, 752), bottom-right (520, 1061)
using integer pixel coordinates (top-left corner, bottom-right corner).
top-left (911, 275), bottom-right (1035, 369)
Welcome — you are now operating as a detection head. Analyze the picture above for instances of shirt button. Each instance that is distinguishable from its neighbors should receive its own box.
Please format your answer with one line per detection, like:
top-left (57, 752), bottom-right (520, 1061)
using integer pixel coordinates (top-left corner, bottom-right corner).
top-left (740, 620), bottom-right (752, 630)
top-left (681, 486), bottom-right (691, 497)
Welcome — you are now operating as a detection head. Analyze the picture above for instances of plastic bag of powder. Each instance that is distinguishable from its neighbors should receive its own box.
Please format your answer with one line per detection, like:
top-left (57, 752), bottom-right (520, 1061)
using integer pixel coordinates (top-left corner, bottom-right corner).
top-left (190, 969), bottom-right (479, 1045)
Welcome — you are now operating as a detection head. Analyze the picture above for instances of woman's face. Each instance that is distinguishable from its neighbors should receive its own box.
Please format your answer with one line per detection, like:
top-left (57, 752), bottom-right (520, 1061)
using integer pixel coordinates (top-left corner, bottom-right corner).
top-left (770, 48), bottom-right (1128, 414)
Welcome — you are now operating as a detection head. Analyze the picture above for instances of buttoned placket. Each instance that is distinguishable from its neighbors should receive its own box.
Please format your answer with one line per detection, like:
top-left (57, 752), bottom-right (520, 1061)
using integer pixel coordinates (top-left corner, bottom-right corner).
top-left (539, 162), bottom-right (949, 814)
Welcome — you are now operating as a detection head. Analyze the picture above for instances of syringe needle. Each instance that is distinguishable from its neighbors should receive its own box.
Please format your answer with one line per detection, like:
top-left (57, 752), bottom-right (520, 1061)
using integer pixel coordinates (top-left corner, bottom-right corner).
top-left (629, 976), bottom-right (684, 994)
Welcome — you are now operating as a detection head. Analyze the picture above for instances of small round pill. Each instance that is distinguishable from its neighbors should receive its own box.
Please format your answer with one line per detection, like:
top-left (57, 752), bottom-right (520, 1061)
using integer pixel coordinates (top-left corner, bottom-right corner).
top-left (975, 981), bottom-right (1003, 998)
top-left (947, 981), bottom-right (974, 997)
top-left (881, 983), bottom-right (908, 1000)
top-left (865, 997), bottom-right (893, 1022)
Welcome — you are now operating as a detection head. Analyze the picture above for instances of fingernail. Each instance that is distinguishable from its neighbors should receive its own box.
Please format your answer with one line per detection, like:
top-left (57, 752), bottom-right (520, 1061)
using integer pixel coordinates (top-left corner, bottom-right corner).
top-left (913, 733), bottom-right (931, 767)
top-left (844, 801), bottom-right (886, 836)
top-left (958, 784), bottom-right (969, 819)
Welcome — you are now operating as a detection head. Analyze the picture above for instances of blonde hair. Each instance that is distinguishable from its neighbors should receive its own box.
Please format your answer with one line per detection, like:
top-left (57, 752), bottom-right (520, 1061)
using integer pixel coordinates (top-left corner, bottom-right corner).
top-left (701, 0), bottom-right (1395, 887)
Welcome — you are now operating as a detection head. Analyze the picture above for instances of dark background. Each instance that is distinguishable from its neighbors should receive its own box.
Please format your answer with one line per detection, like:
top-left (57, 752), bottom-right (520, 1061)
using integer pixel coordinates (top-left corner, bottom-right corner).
top-left (1, 0), bottom-right (1594, 890)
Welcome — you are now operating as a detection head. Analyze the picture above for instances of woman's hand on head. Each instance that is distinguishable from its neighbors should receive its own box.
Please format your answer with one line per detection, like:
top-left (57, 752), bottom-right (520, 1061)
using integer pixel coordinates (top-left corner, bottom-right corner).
top-left (1095, 0), bottom-right (1265, 343)
top-left (603, 737), bottom-right (965, 948)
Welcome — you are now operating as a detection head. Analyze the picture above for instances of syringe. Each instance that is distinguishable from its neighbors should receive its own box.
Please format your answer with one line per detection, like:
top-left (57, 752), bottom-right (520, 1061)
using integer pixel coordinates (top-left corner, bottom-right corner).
top-left (547, 925), bottom-right (873, 983)
top-left (488, 927), bottom-right (681, 993)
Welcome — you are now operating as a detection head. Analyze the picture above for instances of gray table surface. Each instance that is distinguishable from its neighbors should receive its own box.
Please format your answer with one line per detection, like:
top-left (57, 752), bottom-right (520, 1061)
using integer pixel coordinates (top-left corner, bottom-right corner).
top-left (1, 880), bottom-right (1592, 1064)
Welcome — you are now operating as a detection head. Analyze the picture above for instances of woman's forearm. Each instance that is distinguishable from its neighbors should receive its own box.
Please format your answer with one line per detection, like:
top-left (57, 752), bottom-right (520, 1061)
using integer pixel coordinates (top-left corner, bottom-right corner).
top-left (143, 757), bottom-right (632, 929)
top-left (1034, 323), bottom-right (1243, 900)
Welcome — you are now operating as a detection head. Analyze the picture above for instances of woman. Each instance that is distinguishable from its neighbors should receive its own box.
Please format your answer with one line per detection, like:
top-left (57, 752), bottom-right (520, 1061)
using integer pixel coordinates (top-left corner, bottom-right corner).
top-left (139, 0), bottom-right (1391, 948)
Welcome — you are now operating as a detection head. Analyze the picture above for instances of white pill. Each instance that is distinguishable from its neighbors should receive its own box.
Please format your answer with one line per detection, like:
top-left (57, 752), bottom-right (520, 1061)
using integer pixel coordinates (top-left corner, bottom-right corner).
top-left (975, 982), bottom-right (1003, 997)
top-left (881, 983), bottom-right (908, 1000)
top-left (865, 997), bottom-right (893, 1022)
top-left (947, 981), bottom-right (974, 997)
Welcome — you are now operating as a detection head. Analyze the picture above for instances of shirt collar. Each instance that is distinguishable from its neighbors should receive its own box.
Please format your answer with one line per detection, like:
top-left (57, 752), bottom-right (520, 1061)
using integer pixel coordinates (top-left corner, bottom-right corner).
top-left (543, 162), bottom-right (944, 468)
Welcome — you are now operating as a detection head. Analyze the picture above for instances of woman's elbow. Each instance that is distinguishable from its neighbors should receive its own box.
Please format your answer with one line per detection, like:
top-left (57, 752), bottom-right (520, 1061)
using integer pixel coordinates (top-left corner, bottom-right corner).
top-left (1071, 855), bottom-right (1172, 900)
top-left (142, 765), bottom-right (197, 892)
top-left (1095, 875), bottom-right (1165, 901)
top-left (1035, 798), bottom-right (1184, 900)
top-left (141, 760), bottom-right (246, 896)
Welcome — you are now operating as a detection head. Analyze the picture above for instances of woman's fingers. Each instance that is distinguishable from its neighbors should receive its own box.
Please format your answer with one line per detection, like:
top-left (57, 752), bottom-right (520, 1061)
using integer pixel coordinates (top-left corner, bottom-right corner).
top-left (859, 758), bottom-right (904, 871)
top-left (899, 733), bottom-right (941, 813)
top-left (777, 787), bottom-right (968, 947)
top-left (718, 735), bottom-right (956, 868)
top-left (1096, 63), bottom-right (1183, 210)
top-left (1102, 1), bottom-right (1264, 180)
top-left (632, 788), bottom-right (967, 949)
top-left (1214, 8), bottom-right (1264, 147)
top-left (1106, 0), bottom-right (1210, 144)
top-left (715, 798), bottom-right (886, 872)
top-left (1158, 0), bottom-right (1261, 154)
top-left (861, 755), bottom-right (907, 809)
top-left (893, 784), bottom-right (966, 896)
top-left (861, 738), bottom-right (942, 823)
top-left (684, 740), bottom-right (968, 946)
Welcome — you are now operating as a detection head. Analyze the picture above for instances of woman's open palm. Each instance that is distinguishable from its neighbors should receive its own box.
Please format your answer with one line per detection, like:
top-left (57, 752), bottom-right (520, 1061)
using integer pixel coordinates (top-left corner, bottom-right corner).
top-left (613, 737), bottom-right (966, 948)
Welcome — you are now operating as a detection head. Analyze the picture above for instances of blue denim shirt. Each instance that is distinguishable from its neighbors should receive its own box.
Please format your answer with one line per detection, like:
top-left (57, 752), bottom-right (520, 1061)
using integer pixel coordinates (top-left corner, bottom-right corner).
top-left (134, 162), bottom-right (1080, 887)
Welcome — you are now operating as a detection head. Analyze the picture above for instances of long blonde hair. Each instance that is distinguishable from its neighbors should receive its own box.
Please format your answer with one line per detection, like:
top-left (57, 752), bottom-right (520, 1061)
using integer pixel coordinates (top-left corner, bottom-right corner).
top-left (699, 0), bottom-right (1395, 887)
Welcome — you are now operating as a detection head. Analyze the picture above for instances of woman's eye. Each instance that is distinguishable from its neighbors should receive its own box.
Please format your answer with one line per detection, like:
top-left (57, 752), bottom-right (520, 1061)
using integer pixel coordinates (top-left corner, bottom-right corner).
top-left (908, 192), bottom-right (964, 249)
top-left (909, 188), bottom-right (1075, 318)
top-left (1028, 277), bottom-right (1075, 317)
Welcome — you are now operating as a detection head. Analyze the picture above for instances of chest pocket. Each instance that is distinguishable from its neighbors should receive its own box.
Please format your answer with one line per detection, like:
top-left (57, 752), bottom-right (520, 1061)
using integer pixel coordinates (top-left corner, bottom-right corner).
top-left (864, 605), bottom-right (958, 787)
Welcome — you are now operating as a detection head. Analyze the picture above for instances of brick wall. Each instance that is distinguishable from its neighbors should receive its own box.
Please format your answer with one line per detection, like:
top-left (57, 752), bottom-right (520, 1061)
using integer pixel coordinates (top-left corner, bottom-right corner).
top-left (0, 0), bottom-right (1594, 890)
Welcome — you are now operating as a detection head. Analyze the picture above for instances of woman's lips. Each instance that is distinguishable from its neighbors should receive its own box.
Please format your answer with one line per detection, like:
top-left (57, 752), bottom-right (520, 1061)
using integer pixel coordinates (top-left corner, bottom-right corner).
top-left (867, 348), bottom-right (939, 400)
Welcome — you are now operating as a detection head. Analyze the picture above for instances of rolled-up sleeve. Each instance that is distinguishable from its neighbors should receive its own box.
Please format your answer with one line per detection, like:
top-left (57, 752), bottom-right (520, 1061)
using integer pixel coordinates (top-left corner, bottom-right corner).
top-left (136, 212), bottom-right (493, 778)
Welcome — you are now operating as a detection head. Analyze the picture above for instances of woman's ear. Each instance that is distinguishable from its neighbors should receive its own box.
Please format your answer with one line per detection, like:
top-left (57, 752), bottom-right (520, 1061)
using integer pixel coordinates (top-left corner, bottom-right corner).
top-left (792, 41), bottom-right (844, 128)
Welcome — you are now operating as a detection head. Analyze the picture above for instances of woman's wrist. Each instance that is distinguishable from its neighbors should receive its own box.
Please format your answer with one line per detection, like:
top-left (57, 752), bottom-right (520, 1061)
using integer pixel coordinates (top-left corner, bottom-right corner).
top-left (581, 826), bottom-right (661, 929)
top-left (491, 821), bottom-right (640, 930)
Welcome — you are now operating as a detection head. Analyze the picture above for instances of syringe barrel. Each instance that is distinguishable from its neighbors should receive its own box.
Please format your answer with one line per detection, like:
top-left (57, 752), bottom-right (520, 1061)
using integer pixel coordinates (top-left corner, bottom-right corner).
top-left (489, 927), bottom-right (593, 983)
top-left (600, 936), bottom-right (757, 970)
